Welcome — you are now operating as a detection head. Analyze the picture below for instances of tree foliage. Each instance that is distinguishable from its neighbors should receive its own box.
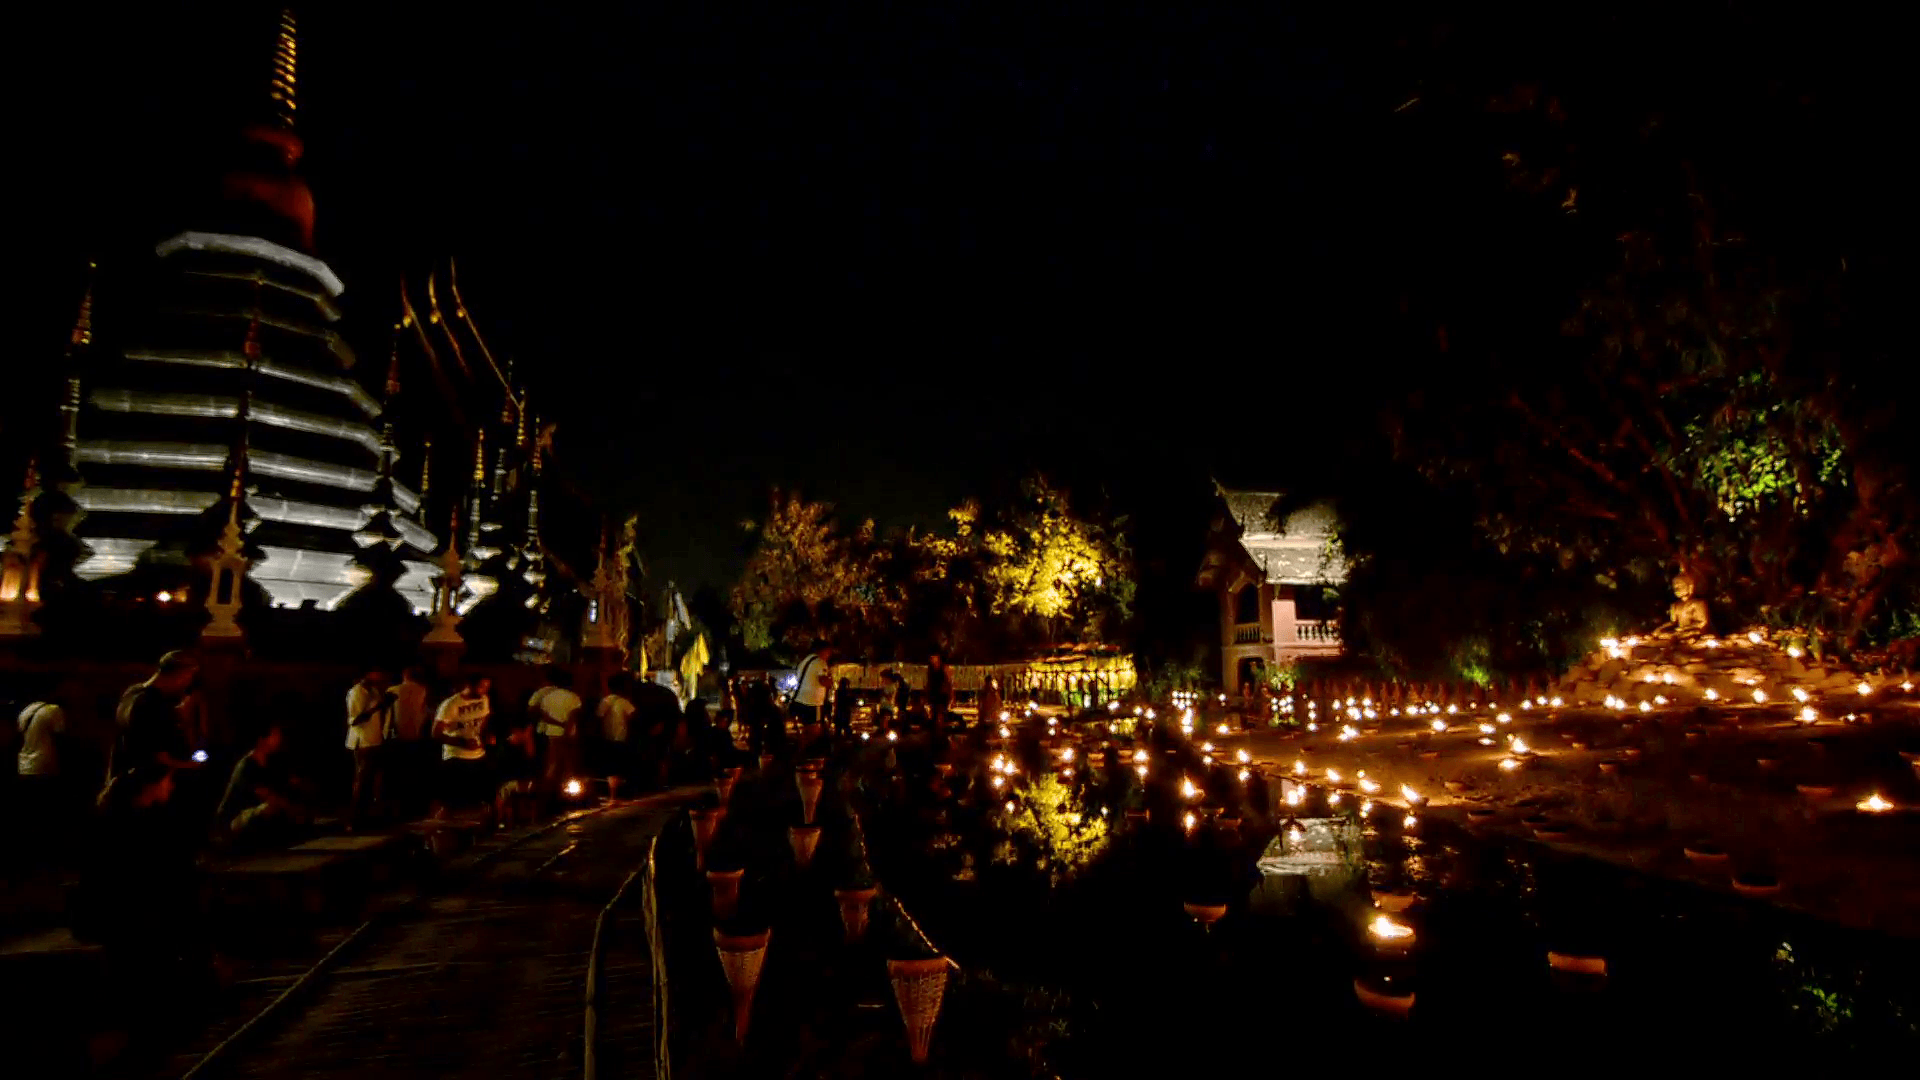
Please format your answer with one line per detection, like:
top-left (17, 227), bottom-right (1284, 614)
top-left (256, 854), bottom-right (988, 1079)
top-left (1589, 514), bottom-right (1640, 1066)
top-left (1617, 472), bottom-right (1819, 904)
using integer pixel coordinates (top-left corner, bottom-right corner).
top-left (728, 476), bottom-right (1135, 662)
top-left (1356, 7), bottom-right (1915, 659)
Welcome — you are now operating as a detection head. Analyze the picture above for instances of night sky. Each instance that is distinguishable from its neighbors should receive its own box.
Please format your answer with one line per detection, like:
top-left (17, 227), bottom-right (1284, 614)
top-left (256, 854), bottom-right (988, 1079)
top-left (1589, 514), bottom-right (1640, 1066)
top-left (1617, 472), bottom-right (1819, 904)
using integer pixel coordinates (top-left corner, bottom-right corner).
top-left (17, 3), bottom-right (1899, 596)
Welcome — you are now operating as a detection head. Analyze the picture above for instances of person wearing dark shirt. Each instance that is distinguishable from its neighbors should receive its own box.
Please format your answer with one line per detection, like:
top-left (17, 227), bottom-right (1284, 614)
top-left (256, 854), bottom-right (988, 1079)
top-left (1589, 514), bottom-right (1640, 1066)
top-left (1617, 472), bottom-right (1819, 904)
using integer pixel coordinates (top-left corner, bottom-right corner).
top-left (926, 654), bottom-right (954, 737)
top-left (494, 721), bottom-right (540, 825)
top-left (832, 677), bottom-right (856, 739)
top-left (632, 678), bottom-right (684, 788)
top-left (72, 763), bottom-right (212, 1068)
top-left (216, 722), bottom-right (309, 850)
top-left (110, 651), bottom-right (203, 781)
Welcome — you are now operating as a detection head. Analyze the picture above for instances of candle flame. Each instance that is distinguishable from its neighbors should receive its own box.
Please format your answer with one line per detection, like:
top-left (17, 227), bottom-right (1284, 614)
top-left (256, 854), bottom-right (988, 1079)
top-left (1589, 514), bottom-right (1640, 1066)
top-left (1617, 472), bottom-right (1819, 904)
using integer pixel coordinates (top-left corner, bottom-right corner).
top-left (1499, 757), bottom-right (1521, 771)
top-left (1368, 914), bottom-right (1414, 941)
top-left (1857, 793), bottom-right (1893, 813)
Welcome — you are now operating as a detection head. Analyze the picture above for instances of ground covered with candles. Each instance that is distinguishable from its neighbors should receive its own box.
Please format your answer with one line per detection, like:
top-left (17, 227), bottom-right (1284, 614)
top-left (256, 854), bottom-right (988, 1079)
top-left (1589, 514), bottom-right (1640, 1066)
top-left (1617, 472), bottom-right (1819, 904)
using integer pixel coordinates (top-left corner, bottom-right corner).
top-left (654, 685), bottom-right (1919, 1073)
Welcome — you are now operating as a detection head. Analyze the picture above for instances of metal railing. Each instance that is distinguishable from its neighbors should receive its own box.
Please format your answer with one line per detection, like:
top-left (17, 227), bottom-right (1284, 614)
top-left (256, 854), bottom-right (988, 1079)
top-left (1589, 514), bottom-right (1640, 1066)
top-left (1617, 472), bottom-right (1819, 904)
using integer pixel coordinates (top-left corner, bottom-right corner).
top-left (1232, 623), bottom-right (1266, 644)
top-left (641, 834), bottom-right (671, 1080)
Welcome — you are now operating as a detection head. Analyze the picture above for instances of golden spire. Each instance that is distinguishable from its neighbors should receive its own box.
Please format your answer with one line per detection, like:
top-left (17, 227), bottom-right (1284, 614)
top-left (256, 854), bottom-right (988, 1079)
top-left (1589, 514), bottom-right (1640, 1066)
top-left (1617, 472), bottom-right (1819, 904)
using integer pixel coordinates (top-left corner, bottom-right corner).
top-left (418, 437), bottom-right (432, 504)
top-left (68, 261), bottom-right (95, 350)
top-left (270, 8), bottom-right (298, 130)
top-left (59, 263), bottom-right (97, 477)
top-left (384, 329), bottom-right (403, 404)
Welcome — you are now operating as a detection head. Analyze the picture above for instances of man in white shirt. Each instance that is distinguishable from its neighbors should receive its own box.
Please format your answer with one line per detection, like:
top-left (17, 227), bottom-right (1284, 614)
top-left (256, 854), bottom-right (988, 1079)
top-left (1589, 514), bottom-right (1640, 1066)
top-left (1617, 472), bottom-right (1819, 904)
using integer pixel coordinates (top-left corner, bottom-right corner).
top-left (344, 668), bottom-right (394, 829)
top-left (15, 695), bottom-right (73, 864)
top-left (789, 645), bottom-right (834, 731)
top-left (16, 699), bottom-right (66, 778)
top-left (528, 667), bottom-right (583, 798)
top-left (596, 673), bottom-right (638, 799)
top-left (432, 673), bottom-right (493, 817)
top-left (386, 666), bottom-right (432, 819)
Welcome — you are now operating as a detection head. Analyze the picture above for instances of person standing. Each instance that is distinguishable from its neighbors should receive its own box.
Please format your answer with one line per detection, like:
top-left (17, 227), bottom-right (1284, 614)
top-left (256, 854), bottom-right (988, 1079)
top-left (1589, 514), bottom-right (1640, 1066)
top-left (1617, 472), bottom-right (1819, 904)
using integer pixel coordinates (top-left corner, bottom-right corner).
top-left (344, 668), bottom-right (393, 830)
top-left (789, 644), bottom-right (833, 733)
top-left (73, 764), bottom-right (210, 1066)
top-left (596, 674), bottom-right (637, 800)
top-left (528, 667), bottom-right (584, 798)
top-left (980, 675), bottom-right (1003, 730)
top-left (832, 676), bottom-right (856, 739)
top-left (110, 651), bottom-right (205, 782)
top-left (432, 674), bottom-right (494, 818)
top-left (926, 653), bottom-right (954, 738)
top-left (14, 687), bottom-right (72, 865)
top-left (387, 666), bottom-right (432, 819)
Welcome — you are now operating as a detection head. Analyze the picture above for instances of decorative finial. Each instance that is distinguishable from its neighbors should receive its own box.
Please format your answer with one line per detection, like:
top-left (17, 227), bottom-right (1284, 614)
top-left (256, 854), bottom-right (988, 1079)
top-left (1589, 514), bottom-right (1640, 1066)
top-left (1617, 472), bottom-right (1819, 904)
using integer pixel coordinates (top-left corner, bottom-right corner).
top-left (69, 262), bottom-right (96, 349)
top-left (384, 329), bottom-right (403, 404)
top-left (270, 8), bottom-right (298, 130)
top-left (419, 437), bottom-right (432, 504)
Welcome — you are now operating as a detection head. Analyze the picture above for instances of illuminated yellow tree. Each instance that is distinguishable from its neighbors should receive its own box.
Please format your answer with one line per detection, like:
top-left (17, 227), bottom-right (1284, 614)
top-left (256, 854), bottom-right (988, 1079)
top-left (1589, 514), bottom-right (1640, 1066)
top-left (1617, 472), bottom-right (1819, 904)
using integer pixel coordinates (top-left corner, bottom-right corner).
top-left (980, 476), bottom-right (1134, 645)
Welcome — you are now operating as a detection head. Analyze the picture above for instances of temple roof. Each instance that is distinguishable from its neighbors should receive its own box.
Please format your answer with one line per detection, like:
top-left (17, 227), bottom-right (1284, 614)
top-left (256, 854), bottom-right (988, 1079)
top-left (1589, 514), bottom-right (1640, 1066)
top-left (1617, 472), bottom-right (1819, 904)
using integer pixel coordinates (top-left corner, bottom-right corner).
top-left (1203, 484), bottom-right (1345, 587)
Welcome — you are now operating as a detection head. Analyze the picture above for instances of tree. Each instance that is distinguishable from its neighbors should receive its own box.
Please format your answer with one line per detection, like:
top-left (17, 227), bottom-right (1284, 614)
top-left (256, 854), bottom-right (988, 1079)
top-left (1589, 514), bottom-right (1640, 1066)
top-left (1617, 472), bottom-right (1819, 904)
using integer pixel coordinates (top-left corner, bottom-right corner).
top-left (728, 490), bottom-right (893, 658)
top-left (1359, 6), bottom-right (1914, 655)
top-left (978, 475), bottom-right (1135, 647)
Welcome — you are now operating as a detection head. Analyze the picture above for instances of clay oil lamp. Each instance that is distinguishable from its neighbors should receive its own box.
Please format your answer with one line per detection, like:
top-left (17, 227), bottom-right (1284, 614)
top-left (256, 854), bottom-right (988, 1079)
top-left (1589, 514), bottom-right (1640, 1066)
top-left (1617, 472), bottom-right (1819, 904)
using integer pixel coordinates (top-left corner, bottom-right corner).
top-left (1183, 900), bottom-right (1228, 927)
top-left (1731, 871), bottom-right (1782, 898)
top-left (1373, 889), bottom-right (1417, 914)
top-left (1367, 913), bottom-right (1416, 954)
top-left (1353, 973), bottom-right (1415, 1016)
top-left (1683, 843), bottom-right (1729, 866)
top-left (1546, 951), bottom-right (1607, 977)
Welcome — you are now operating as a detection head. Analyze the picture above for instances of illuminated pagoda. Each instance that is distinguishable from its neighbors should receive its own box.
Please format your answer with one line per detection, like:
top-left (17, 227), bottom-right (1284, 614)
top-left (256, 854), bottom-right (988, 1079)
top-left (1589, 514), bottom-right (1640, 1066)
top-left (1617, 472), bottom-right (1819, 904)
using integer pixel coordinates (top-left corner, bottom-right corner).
top-left (57, 9), bottom-right (445, 615)
top-left (10, 6), bottom-right (605, 660)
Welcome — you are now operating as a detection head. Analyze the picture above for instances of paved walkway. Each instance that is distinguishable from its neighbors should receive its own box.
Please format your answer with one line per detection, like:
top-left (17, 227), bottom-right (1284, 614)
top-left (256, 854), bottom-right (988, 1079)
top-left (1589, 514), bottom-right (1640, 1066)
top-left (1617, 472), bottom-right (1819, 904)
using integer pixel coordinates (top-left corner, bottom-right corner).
top-left (170, 801), bottom-right (678, 1080)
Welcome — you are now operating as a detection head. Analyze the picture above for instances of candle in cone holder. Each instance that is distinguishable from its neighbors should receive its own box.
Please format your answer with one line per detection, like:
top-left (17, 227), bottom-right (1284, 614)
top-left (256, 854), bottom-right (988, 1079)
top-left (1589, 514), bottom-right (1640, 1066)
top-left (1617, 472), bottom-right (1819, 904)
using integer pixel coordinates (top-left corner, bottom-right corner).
top-left (708, 867), bottom-right (745, 919)
top-left (887, 956), bottom-right (951, 1065)
top-left (716, 774), bottom-right (735, 803)
top-left (691, 807), bottom-right (722, 869)
top-left (835, 886), bottom-right (878, 943)
top-left (797, 769), bottom-right (825, 824)
top-left (725, 764), bottom-right (744, 782)
top-left (759, 752), bottom-right (775, 772)
top-left (714, 929), bottom-right (770, 1043)
top-left (789, 824), bottom-right (822, 868)
top-left (934, 762), bottom-right (955, 778)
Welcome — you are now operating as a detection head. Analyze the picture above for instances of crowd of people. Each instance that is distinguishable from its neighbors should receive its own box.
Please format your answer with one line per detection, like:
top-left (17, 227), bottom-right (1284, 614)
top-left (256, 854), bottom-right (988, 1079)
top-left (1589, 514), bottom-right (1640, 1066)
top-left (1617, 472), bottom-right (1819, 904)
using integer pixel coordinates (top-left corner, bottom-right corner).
top-left (3, 642), bottom-right (990, 1068)
top-left (5, 645), bottom-right (983, 946)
